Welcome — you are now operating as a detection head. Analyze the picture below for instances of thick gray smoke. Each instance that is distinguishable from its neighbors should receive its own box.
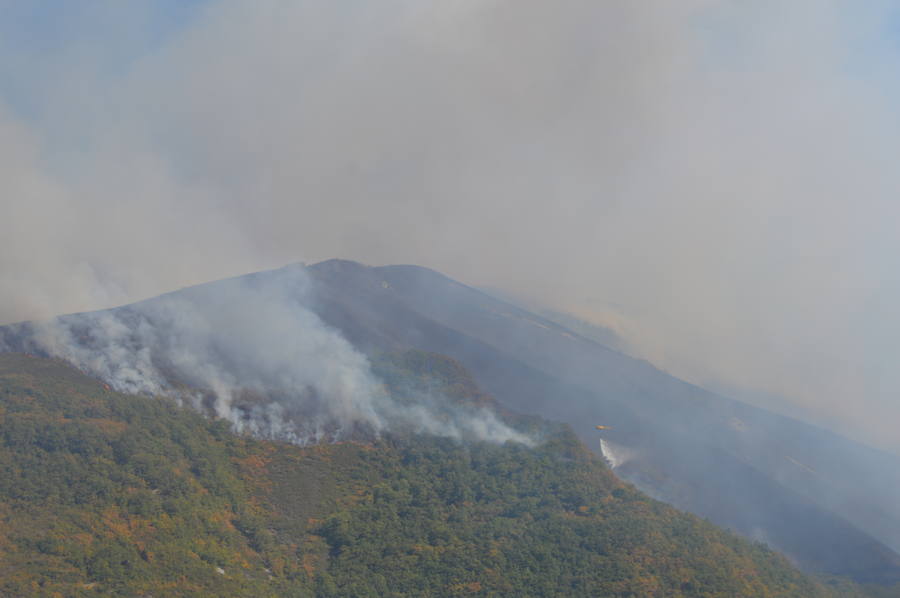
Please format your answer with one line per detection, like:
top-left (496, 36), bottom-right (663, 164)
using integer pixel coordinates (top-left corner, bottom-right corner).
top-left (15, 265), bottom-right (531, 446)
top-left (2, 1), bottom-right (900, 451)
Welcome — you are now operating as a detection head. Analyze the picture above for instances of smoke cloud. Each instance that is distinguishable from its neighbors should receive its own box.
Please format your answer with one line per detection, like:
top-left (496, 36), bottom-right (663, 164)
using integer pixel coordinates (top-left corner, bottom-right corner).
top-left (5, 265), bottom-right (531, 446)
top-left (2, 1), bottom-right (900, 451)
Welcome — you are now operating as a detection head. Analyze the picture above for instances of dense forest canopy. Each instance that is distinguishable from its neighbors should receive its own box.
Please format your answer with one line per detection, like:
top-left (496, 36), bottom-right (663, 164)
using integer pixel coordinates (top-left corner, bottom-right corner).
top-left (0, 352), bottom-right (887, 597)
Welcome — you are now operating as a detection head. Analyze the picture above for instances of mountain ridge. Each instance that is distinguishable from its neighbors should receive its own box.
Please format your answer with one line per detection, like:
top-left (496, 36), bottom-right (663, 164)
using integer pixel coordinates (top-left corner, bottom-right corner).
top-left (303, 259), bottom-right (900, 583)
top-left (2, 259), bottom-right (900, 584)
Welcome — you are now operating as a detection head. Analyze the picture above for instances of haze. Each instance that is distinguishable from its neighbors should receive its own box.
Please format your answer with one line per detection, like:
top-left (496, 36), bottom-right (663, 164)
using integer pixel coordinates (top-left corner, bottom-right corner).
top-left (2, 0), bottom-right (900, 452)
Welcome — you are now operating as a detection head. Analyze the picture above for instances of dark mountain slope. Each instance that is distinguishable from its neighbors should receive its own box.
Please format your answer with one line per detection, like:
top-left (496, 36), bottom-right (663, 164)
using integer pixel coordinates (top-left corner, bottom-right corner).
top-left (301, 259), bottom-right (900, 584)
top-left (2, 259), bottom-right (899, 584)
top-left (0, 352), bottom-right (863, 597)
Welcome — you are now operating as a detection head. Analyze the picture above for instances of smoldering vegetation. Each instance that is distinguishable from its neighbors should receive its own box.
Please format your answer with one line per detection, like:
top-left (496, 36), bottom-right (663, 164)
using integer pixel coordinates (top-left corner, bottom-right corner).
top-left (0, 264), bottom-right (532, 447)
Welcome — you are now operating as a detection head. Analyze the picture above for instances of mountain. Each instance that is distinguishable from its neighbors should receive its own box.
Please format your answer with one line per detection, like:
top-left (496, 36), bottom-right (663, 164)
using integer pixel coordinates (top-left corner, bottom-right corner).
top-left (474, 286), bottom-right (632, 355)
top-left (2, 259), bottom-right (900, 587)
top-left (300, 259), bottom-right (900, 584)
top-left (0, 351), bottom-right (865, 597)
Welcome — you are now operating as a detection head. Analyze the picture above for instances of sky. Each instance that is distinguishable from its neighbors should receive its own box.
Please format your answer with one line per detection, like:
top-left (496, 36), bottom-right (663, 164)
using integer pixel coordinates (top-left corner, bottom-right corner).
top-left (2, 0), bottom-right (900, 452)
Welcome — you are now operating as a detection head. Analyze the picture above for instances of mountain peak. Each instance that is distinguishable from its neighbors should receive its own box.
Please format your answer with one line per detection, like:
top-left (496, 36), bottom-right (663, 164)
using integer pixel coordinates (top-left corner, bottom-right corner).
top-left (309, 258), bottom-right (371, 274)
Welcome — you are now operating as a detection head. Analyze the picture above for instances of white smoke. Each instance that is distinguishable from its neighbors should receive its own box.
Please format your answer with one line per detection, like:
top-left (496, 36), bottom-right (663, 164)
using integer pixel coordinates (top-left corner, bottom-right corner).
top-left (23, 264), bottom-right (532, 447)
top-left (381, 399), bottom-right (534, 447)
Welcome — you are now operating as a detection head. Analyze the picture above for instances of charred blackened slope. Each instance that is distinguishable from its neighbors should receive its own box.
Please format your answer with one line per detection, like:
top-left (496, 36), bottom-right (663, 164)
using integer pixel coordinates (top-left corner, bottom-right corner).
top-left (303, 259), bottom-right (900, 584)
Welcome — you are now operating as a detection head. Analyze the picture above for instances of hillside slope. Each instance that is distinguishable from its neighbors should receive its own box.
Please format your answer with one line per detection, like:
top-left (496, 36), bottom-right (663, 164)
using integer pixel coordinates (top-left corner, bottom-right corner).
top-left (2, 259), bottom-right (899, 585)
top-left (0, 352), bottom-right (865, 597)
top-left (302, 259), bottom-right (900, 584)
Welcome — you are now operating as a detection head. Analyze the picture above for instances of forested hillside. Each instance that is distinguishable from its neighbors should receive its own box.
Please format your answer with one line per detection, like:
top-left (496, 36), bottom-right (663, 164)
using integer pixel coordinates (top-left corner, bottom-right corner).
top-left (302, 259), bottom-right (900, 583)
top-left (0, 352), bottom-right (878, 597)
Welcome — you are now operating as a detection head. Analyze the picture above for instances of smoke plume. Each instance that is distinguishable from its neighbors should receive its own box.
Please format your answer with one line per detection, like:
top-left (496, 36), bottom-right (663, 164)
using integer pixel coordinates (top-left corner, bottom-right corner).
top-left (2, 1), bottom-right (900, 451)
top-left (7, 265), bottom-right (531, 446)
